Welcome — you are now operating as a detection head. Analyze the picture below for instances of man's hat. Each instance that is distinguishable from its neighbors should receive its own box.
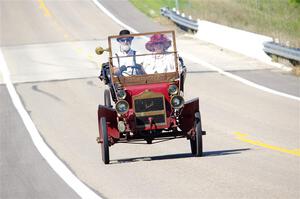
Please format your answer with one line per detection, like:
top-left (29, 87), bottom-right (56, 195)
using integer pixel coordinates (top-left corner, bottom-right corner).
top-left (145, 33), bottom-right (171, 52)
top-left (117, 29), bottom-right (134, 42)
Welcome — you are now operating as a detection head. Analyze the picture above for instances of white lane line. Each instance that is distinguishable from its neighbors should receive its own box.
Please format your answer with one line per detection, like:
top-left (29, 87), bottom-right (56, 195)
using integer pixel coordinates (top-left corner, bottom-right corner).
top-left (92, 0), bottom-right (138, 34)
top-left (182, 53), bottom-right (300, 101)
top-left (93, 0), bottom-right (300, 102)
top-left (0, 49), bottom-right (101, 199)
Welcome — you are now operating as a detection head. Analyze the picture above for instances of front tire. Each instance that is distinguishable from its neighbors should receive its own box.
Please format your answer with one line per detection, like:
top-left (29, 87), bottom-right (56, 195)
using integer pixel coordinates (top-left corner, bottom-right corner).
top-left (100, 117), bottom-right (110, 164)
top-left (190, 112), bottom-right (203, 157)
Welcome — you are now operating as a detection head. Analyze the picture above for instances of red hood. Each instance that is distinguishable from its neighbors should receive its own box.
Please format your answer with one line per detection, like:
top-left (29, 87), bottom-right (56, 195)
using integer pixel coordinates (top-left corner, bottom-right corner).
top-left (125, 82), bottom-right (170, 98)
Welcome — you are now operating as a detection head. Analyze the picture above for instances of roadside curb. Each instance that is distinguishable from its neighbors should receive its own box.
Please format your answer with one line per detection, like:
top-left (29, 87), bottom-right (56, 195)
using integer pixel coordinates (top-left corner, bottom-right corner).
top-left (195, 20), bottom-right (291, 71)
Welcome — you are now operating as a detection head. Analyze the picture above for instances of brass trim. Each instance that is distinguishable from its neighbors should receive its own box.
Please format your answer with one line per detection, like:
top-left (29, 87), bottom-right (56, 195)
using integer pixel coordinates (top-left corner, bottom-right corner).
top-left (170, 95), bottom-right (185, 109)
top-left (133, 91), bottom-right (167, 128)
top-left (108, 30), bottom-right (175, 40)
top-left (172, 31), bottom-right (179, 75)
top-left (135, 110), bottom-right (166, 117)
top-left (115, 100), bottom-right (129, 115)
top-left (112, 72), bottom-right (178, 86)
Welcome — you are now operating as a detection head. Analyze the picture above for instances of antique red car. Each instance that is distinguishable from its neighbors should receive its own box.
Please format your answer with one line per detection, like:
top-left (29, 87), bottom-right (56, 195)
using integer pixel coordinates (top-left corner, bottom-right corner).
top-left (96, 30), bottom-right (205, 164)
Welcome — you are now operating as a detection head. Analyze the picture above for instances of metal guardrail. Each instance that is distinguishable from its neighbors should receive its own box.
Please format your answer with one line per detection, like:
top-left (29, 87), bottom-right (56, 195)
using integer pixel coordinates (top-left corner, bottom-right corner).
top-left (263, 42), bottom-right (300, 63)
top-left (161, 7), bottom-right (300, 64)
top-left (160, 7), bottom-right (198, 32)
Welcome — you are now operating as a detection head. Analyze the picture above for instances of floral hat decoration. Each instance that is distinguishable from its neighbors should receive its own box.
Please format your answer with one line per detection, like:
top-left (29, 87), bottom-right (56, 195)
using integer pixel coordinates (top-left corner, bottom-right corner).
top-left (145, 33), bottom-right (171, 52)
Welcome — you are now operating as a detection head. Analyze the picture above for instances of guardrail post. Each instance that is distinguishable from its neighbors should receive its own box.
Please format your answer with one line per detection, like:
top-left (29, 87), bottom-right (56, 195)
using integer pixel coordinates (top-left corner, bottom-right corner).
top-left (160, 7), bottom-right (198, 33)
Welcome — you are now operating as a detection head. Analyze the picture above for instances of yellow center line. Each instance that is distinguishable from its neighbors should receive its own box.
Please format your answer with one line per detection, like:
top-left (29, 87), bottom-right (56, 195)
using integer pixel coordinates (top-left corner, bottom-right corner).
top-left (37, 0), bottom-right (52, 17)
top-left (35, 0), bottom-right (97, 63)
top-left (234, 132), bottom-right (300, 157)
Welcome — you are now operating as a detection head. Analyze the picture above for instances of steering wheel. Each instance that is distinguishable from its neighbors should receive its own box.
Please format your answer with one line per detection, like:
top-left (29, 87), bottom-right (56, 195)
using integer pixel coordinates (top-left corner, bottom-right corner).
top-left (120, 64), bottom-right (145, 76)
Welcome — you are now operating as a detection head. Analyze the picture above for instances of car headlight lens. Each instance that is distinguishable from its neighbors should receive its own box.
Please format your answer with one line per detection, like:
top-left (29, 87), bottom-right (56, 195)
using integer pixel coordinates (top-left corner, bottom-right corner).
top-left (117, 89), bottom-right (126, 99)
top-left (168, 84), bottom-right (178, 95)
top-left (170, 95), bottom-right (184, 109)
top-left (117, 121), bottom-right (126, 132)
top-left (115, 100), bottom-right (129, 114)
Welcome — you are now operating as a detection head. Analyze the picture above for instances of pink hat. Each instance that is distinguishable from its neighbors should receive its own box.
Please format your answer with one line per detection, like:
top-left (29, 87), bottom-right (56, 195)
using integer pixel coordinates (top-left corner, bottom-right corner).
top-left (145, 33), bottom-right (171, 52)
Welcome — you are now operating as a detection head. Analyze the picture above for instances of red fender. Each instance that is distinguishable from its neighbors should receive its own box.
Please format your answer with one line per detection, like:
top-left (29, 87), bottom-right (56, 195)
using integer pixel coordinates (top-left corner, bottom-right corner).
top-left (98, 105), bottom-right (119, 141)
top-left (178, 98), bottom-right (199, 133)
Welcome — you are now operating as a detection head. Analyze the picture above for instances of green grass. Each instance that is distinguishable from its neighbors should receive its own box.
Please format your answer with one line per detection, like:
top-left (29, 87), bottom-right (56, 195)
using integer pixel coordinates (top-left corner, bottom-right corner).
top-left (129, 0), bottom-right (188, 18)
top-left (130, 0), bottom-right (300, 47)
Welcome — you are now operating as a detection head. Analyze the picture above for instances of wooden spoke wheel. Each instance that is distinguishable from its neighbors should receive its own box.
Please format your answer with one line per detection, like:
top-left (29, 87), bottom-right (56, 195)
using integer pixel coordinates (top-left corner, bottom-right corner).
top-left (100, 117), bottom-right (110, 164)
top-left (190, 112), bottom-right (203, 157)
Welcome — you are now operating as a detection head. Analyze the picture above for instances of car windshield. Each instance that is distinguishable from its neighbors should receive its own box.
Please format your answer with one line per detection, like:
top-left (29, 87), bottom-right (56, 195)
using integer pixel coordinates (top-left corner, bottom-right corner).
top-left (108, 31), bottom-right (178, 85)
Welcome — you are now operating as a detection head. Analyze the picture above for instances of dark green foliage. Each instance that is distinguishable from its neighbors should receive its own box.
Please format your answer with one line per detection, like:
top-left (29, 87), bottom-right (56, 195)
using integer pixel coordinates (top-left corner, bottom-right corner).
top-left (289, 0), bottom-right (300, 4)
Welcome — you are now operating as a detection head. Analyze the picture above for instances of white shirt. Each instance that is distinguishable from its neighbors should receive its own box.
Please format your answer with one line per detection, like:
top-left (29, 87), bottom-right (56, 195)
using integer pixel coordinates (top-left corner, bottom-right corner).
top-left (143, 53), bottom-right (176, 74)
top-left (113, 49), bottom-right (136, 67)
top-left (112, 49), bottom-right (137, 76)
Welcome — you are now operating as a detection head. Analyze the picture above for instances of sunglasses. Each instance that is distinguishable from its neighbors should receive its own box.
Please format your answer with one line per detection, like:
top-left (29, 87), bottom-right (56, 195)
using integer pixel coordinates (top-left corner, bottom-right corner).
top-left (118, 38), bottom-right (132, 42)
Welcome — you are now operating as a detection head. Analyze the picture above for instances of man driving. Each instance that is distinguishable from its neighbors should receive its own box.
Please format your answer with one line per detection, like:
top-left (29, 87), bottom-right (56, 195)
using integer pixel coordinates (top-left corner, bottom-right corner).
top-left (113, 30), bottom-right (145, 76)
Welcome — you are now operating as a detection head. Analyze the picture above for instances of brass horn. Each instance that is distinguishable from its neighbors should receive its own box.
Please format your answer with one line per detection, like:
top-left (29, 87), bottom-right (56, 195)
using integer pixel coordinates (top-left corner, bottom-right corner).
top-left (95, 47), bottom-right (109, 55)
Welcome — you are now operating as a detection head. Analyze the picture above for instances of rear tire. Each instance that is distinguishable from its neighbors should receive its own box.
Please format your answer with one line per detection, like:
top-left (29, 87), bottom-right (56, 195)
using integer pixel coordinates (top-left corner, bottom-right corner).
top-left (104, 89), bottom-right (112, 108)
top-left (100, 117), bottom-right (110, 164)
top-left (190, 112), bottom-right (203, 157)
top-left (146, 139), bottom-right (152, 144)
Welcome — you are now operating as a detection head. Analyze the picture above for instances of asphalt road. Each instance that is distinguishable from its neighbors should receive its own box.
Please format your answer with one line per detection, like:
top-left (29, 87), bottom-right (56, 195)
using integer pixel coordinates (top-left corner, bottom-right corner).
top-left (1, 0), bottom-right (299, 198)
top-left (0, 85), bottom-right (80, 199)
